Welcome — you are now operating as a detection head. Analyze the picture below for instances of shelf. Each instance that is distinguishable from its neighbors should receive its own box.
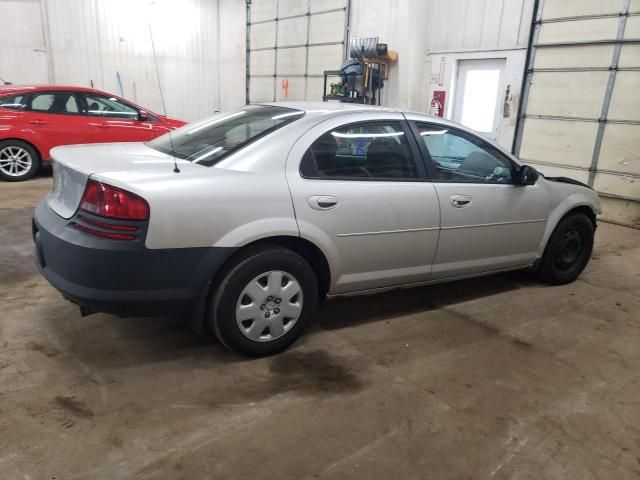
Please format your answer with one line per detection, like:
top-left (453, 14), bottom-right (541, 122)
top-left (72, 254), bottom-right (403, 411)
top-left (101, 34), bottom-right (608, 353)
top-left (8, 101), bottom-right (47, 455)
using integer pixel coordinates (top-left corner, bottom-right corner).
top-left (322, 95), bottom-right (372, 103)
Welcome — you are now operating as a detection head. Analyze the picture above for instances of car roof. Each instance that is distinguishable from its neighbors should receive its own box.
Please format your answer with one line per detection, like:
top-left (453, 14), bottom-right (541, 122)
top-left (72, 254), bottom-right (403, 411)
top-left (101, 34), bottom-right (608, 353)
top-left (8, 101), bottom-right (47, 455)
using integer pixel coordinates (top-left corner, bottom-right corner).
top-left (0, 84), bottom-right (113, 95)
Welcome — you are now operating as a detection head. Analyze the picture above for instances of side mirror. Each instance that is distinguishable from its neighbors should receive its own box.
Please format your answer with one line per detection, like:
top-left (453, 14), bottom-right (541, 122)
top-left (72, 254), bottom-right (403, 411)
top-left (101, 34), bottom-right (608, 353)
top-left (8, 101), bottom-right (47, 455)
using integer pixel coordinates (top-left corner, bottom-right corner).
top-left (516, 165), bottom-right (539, 186)
top-left (138, 110), bottom-right (149, 121)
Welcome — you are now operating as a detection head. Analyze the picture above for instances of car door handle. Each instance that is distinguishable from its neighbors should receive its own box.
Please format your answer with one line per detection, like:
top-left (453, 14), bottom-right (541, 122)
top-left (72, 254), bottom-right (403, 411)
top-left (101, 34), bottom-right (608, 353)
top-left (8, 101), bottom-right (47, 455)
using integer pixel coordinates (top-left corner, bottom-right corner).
top-left (29, 119), bottom-right (46, 126)
top-left (450, 194), bottom-right (472, 208)
top-left (308, 195), bottom-right (338, 210)
top-left (95, 123), bottom-right (111, 128)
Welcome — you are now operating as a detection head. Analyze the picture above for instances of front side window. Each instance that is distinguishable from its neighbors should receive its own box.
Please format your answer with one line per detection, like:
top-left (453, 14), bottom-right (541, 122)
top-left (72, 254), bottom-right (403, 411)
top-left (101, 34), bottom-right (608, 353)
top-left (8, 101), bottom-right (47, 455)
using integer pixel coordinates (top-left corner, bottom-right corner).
top-left (83, 93), bottom-right (139, 119)
top-left (416, 123), bottom-right (513, 183)
top-left (300, 121), bottom-right (418, 180)
top-left (0, 94), bottom-right (26, 110)
top-left (29, 92), bottom-right (79, 115)
top-left (147, 105), bottom-right (304, 167)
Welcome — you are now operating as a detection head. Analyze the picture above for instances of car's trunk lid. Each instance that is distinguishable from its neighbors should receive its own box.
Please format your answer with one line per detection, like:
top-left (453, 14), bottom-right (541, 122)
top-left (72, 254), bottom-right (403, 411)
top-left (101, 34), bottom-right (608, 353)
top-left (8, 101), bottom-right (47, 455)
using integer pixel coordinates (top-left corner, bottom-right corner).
top-left (47, 142), bottom-right (196, 219)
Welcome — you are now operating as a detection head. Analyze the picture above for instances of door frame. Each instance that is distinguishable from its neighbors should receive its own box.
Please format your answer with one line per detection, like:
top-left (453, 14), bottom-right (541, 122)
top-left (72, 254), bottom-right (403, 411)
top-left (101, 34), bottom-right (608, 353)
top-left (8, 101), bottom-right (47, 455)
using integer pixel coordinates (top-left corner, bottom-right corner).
top-left (451, 57), bottom-right (507, 140)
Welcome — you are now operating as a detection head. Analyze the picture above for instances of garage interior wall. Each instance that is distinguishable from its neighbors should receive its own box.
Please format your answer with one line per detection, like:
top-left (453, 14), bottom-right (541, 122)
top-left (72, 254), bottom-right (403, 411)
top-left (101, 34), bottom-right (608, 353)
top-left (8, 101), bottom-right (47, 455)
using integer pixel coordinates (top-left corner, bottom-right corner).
top-left (423, 0), bottom-right (535, 149)
top-left (0, 0), bottom-right (246, 122)
top-left (516, 0), bottom-right (640, 228)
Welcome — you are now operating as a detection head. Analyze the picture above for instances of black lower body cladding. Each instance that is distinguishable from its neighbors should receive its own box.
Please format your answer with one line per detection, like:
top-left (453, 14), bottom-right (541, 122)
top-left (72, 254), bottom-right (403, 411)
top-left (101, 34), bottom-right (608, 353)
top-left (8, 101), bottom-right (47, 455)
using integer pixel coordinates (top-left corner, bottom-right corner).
top-left (33, 199), bottom-right (236, 317)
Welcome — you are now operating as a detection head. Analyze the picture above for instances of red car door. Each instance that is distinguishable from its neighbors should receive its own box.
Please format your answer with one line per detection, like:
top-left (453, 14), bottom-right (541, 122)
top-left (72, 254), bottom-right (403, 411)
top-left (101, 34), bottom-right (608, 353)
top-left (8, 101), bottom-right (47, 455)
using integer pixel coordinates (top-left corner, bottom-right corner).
top-left (81, 92), bottom-right (167, 143)
top-left (22, 91), bottom-right (93, 160)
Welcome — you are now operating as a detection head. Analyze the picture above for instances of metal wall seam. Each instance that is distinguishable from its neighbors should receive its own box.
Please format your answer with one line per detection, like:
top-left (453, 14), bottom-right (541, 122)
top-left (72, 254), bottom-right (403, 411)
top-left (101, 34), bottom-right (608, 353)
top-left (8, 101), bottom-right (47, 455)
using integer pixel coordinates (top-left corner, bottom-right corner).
top-left (522, 158), bottom-right (640, 179)
top-left (245, 0), bottom-right (251, 104)
top-left (273, 0), bottom-right (279, 102)
top-left (513, 0), bottom-right (544, 154)
top-left (588, 0), bottom-right (630, 186)
top-left (248, 7), bottom-right (345, 25)
top-left (303, 0), bottom-right (312, 100)
top-left (536, 38), bottom-right (640, 47)
top-left (523, 114), bottom-right (640, 124)
top-left (250, 41), bottom-right (345, 53)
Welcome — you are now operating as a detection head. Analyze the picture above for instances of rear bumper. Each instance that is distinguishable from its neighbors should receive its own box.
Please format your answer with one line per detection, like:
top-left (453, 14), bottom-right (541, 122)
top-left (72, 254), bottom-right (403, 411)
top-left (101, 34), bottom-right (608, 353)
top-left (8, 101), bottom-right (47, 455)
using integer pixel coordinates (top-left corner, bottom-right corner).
top-left (33, 199), bottom-right (235, 317)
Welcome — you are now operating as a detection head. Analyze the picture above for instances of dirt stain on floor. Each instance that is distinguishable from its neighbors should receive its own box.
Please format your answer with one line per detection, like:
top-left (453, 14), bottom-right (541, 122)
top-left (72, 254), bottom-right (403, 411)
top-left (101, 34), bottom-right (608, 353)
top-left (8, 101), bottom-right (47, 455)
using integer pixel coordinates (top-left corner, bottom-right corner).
top-left (268, 350), bottom-right (364, 395)
top-left (54, 396), bottom-right (95, 418)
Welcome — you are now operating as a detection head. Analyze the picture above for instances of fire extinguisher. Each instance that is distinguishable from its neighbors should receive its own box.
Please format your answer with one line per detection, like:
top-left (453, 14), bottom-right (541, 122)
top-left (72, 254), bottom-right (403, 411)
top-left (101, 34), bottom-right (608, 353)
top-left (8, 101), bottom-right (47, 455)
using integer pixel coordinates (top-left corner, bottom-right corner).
top-left (430, 97), bottom-right (442, 117)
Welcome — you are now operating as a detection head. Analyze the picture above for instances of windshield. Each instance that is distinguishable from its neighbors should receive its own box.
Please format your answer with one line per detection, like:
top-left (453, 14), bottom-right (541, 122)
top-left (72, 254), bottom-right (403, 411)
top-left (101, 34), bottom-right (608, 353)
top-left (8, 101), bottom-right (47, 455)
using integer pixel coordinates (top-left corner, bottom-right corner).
top-left (147, 105), bottom-right (304, 166)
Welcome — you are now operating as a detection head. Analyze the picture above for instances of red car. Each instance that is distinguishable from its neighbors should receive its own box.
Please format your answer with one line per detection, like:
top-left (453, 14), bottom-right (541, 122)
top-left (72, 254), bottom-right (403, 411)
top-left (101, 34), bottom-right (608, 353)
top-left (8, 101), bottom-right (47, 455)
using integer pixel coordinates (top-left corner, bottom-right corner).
top-left (0, 85), bottom-right (185, 181)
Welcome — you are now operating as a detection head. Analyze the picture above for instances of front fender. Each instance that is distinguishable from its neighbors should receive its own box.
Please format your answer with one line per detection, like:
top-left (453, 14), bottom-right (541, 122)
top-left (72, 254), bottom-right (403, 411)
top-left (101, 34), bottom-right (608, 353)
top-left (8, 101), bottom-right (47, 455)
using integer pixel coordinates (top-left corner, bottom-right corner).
top-left (536, 190), bottom-right (600, 257)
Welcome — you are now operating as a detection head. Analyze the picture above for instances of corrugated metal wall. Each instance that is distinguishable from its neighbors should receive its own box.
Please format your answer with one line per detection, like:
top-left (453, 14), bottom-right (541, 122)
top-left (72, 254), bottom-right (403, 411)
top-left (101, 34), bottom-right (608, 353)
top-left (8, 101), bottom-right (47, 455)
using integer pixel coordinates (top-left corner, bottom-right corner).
top-left (1, 0), bottom-right (246, 122)
top-left (423, 0), bottom-right (535, 149)
top-left (426, 0), bottom-right (533, 52)
top-left (515, 0), bottom-right (640, 227)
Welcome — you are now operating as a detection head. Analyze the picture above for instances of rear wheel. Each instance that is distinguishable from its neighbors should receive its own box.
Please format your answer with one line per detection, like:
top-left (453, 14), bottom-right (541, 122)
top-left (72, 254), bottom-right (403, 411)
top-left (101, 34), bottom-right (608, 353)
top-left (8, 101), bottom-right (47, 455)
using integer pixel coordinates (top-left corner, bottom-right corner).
top-left (0, 140), bottom-right (41, 182)
top-left (538, 213), bottom-right (594, 285)
top-left (209, 247), bottom-right (318, 356)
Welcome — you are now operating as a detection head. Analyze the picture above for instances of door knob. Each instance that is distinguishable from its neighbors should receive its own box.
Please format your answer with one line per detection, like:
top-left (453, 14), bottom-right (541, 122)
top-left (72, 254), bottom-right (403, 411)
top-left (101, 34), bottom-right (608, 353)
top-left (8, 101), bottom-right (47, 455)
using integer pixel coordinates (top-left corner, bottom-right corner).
top-left (450, 194), bottom-right (472, 208)
top-left (308, 195), bottom-right (338, 210)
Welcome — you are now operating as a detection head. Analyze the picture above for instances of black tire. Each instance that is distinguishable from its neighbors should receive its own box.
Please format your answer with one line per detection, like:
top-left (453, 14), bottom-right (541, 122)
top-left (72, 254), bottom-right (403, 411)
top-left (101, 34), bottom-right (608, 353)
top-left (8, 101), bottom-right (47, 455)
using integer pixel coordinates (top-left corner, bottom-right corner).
top-left (538, 213), bottom-right (594, 285)
top-left (209, 247), bottom-right (318, 357)
top-left (0, 140), bottom-right (41, 182)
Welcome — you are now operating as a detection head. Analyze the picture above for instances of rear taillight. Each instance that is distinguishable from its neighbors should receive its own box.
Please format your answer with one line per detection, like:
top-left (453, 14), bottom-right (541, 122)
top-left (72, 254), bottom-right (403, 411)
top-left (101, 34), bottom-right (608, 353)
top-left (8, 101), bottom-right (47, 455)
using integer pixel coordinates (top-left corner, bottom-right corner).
top-left (79, 180), bottom-right (149, 221)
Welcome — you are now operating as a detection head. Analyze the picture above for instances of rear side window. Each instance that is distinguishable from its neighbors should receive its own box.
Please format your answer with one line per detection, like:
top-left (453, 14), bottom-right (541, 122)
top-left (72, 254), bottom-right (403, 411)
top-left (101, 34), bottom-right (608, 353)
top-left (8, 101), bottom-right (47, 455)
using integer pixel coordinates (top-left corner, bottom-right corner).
top-left (84, 93), bottom-right (140, 119)
top-left (0, 94), bottom-right (26, 110)
top-left (29, 92), bottom-right (79, 115)
top-left (147, 106), bottom-right (304, 167)
top-left (300, 121), bottom-right (418, 180)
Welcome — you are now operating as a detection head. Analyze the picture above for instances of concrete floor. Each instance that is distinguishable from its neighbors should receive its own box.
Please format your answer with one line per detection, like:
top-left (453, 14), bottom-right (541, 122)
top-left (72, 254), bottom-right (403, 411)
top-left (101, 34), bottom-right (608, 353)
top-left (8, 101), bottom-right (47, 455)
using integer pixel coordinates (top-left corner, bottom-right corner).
top-left (1, 174), bottom-right (639, 480)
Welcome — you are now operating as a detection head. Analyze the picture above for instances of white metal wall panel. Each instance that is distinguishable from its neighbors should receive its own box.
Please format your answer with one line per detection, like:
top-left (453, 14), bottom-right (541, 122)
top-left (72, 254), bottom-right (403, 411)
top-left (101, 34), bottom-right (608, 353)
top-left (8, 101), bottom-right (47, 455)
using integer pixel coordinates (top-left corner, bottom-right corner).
top-left (618, 44), bottom-right (640, 67)
top-left (526, 71), bottom-right (609, 118)
top-left (311, 0), bottom-right (345, 12)
top-left (594, 173), bottom-right (639, 200)
top-left (251, 22), bottom-right (277, 49)
top-left (607, 72), bottom-right (640, 121)
top-left (277, 48), bottom-right (307, 75)
top-left (516, 0), bottom-right (640, 226)
top-left (251, 0), bottom-right (276, 21)
top-left (624, 15), bottom-right (640, 37)
top-left (538, 18), bottom-right (619, 44)
top-left (0, 0), bottom-right (49, 84)
top-left (309, 11), bottom-right (346, 44)
top-left (519, 119), bottom-right (598, 168)
top-left (307, 44), bottom-right (344, 75)
top-left (534, 45), bottom-right (613, 68)
top-left (278, 17), bottom-right (308, 47)
top-left (599, 125), bottom-right (640, 176)
top-left (542, 0), bottom-right (619, 18)
top-left (425, 0), bottom-right (535, 52)
top-left (251, 50), bottom-right (276, 76)
top-left (247, 0), bottom-right (348, 102)
top-left (20, 0), bottom-right (246, 122)
top-left (278, 0), bottom-right (308, 17)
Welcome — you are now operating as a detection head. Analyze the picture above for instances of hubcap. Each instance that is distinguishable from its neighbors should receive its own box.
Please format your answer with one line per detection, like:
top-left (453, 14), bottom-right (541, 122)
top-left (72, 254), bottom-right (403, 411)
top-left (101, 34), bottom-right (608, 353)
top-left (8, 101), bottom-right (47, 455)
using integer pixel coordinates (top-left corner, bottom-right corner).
top-left (0, 146), bottom-right (32, 177)
top-left (554, 230), bottom-right (583, 271)
top-left (235, 270), bottom-right (303, 342)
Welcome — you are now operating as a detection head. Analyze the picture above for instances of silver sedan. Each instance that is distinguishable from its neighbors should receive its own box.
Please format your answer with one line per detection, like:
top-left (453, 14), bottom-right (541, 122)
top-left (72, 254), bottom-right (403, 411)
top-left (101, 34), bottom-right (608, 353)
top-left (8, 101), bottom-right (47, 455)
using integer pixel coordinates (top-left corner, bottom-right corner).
top-left (33, 102), bottom-right (600, 356)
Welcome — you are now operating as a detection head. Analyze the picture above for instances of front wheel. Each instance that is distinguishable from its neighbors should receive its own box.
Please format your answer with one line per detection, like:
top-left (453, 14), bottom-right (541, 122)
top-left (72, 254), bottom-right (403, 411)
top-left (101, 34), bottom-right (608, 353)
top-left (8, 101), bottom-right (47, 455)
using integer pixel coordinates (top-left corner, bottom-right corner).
top-left (0, 140), bottom-right (41, 182)
top-left (538, 213), bottom-right (595, 285)
top-left (209, 247), bottom-right (318, 356)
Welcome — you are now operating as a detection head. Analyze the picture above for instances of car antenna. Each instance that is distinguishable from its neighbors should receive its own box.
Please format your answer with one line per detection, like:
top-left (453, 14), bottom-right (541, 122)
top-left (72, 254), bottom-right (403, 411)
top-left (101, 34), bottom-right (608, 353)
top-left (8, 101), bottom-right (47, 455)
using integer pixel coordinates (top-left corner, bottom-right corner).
top-left (148, 15), bottom-right (179, 173)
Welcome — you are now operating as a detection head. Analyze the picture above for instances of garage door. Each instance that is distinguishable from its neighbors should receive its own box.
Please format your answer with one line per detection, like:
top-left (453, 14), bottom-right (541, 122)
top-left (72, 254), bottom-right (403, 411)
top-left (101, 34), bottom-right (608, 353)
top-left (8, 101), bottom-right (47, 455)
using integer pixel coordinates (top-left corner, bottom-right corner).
top-left (247, 0), bottom-right (349, 103)
top-left (515, 0), bottom-right (640, 227)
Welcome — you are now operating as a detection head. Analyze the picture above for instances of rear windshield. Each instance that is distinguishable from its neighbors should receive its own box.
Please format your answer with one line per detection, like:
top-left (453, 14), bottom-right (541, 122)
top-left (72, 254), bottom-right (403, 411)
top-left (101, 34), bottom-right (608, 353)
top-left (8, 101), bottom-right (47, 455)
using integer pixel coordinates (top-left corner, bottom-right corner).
top-left (147, 105), bottom-right (304, 166)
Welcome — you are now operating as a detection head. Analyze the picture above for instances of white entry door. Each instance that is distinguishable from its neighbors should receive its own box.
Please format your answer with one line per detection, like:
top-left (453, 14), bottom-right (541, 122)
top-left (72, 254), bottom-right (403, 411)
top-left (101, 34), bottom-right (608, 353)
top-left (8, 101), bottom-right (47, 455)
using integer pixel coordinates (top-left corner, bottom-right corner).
top-left (452, 58), bottom-right (506, 141)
